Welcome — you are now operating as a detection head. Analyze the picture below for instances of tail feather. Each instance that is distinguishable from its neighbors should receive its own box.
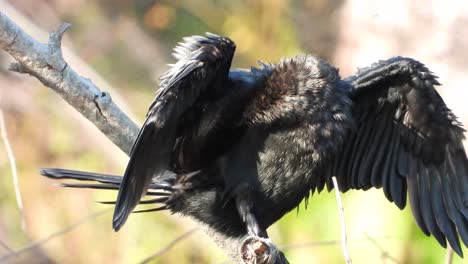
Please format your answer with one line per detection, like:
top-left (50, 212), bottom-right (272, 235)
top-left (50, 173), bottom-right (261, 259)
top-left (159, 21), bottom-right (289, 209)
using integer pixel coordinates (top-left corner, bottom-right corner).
top-left (40, 168), bottom-right (175, 215)
top-left (40, 168), bottom-right (122, 184)
top-left (59, 183), bottom-right (120, 190)
top-left (40, 168), bottom-right (176, 191)
top-left (133, 206), bottom-right (169, 214)
top-left (97, 197), bottom-right (169, 205)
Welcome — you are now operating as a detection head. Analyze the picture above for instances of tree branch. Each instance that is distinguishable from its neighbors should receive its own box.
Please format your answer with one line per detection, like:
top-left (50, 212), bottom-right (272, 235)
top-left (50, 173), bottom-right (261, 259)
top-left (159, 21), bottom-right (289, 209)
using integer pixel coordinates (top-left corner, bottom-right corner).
top-left (0, 12), bottom-right (138, 154)
top-left (0, 12), bottom-right (286, 263)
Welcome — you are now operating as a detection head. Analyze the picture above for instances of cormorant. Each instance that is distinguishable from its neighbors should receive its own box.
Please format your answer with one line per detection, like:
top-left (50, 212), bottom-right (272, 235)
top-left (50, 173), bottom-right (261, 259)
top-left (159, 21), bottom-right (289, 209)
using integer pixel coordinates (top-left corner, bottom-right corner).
top-left (41, 33), bottom-right (468, 258)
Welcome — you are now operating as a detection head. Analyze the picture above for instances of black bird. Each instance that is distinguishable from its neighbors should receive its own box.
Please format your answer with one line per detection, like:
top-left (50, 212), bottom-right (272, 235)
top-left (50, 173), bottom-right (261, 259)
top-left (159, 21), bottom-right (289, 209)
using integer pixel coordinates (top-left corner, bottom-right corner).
top-left (41, 33), bottom-right (468, 258)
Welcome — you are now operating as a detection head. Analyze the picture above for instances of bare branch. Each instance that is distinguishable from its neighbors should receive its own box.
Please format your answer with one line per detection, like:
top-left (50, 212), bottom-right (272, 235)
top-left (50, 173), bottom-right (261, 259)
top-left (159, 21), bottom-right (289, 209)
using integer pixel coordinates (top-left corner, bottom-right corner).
top-left (0, 209), bottom-right (110, 262)
top-left (0, 12), bottom-right (138, 154)
top-left (332, 176), bottom-right (352, 264)
top-left (139, 228), bottom-right (198, 264)
top-left (0, 107), bottom-right (26, 231)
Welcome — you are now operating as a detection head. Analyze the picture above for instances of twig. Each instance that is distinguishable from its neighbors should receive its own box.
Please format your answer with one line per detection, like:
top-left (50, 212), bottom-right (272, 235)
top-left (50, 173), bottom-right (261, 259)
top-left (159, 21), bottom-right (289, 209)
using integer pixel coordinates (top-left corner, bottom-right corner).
top-left (363, 233), bottom-right (400, 264)
top-left (139, 228), bottom-right (198, 264)
top-left (0, 209), bottom-right (111, 262)
top-left (0, 108), bottom-right (26, 231)
top-left (444, 245), bottom-right (453, 264)
top-left (332, 176), bottom-right (352, 264)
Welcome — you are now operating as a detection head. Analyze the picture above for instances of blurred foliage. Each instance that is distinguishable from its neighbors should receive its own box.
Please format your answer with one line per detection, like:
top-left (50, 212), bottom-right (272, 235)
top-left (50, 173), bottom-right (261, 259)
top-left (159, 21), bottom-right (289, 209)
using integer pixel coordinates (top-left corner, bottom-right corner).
top-left (0, 0), bottom-right (466, 263)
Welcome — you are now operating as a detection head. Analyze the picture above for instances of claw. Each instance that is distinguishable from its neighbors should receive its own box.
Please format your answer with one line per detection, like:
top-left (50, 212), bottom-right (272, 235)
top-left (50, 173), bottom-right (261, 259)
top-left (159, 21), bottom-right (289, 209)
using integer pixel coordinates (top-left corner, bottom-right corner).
top-left (173, 171), bottom-right (200, 190)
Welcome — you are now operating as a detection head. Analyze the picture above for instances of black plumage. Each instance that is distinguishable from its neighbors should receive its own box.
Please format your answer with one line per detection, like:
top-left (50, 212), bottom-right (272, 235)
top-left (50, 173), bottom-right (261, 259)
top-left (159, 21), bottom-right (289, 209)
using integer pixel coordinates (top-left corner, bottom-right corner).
top-left (41, 33), bottom-right (468, 257)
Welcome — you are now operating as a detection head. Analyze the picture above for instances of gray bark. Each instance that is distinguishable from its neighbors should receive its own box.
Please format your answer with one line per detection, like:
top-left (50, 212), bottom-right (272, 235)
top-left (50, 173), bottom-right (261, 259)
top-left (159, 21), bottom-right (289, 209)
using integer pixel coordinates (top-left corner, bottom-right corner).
top-left (0, 12), bottom-right (138, 154)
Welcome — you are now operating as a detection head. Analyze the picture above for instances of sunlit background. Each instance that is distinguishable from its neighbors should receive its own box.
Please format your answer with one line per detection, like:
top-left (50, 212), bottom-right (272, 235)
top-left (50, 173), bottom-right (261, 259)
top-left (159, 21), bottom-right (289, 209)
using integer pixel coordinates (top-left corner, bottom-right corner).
top-left (1, 0), bottom-right (468, 263)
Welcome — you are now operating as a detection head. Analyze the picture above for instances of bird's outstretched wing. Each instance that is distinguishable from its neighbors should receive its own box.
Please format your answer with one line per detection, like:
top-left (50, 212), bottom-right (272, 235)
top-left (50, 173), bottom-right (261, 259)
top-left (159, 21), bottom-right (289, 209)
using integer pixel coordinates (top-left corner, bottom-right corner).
top-left (322, 57), bottom-right (468, 256)
top-left (113, 33), bottom-right (236, 231)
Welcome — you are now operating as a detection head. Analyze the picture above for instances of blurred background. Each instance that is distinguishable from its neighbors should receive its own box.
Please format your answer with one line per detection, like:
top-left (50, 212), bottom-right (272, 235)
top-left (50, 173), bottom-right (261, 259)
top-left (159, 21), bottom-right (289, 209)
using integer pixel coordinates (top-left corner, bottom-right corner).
top-left (1, 0), bottom-right (467, 263)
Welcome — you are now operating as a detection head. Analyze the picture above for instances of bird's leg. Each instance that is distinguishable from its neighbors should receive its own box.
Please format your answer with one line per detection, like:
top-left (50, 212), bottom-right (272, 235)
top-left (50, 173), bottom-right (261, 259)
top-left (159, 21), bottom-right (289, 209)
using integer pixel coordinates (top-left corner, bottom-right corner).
top-left (218, 126), bottom-right (269, 238)
top-left (234, 183), bottom-right (268, 238)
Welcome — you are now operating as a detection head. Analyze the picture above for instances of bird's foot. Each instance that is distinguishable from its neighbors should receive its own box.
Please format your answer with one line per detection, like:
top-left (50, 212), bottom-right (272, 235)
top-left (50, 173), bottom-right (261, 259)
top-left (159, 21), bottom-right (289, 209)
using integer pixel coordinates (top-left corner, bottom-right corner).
top-left (240, 236), bottom-right (289, 264)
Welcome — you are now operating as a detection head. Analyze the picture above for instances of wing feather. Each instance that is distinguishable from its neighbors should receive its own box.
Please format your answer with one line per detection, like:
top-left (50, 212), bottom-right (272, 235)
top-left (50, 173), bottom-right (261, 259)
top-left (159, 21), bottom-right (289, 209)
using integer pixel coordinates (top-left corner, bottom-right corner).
top-left (112, 34), bottom-right (236, 230)
top-left (359, 111), bottom-right (384, 187)
top-left (381, 120), bottom-right (399, 202)
top-left (407, 154), bottom-right (430, 235)
top-left (329, 57), bottom-right (468, 255)
top-left (369, 109), bottom-right (394, 189)
top-left (387, 127), bottom-right (407, 209)
top-left (430, 165), bottom-right (462, 253)
top-left (418, 162), bottom-right (446, 247)
top-left (354, 110), bottom-right (379, 189)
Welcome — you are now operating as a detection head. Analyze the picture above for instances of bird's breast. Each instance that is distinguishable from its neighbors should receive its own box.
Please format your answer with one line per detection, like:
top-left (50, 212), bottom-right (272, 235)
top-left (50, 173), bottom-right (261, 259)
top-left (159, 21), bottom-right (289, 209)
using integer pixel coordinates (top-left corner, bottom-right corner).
top-left (252, 108), bottom-right (354, 226)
